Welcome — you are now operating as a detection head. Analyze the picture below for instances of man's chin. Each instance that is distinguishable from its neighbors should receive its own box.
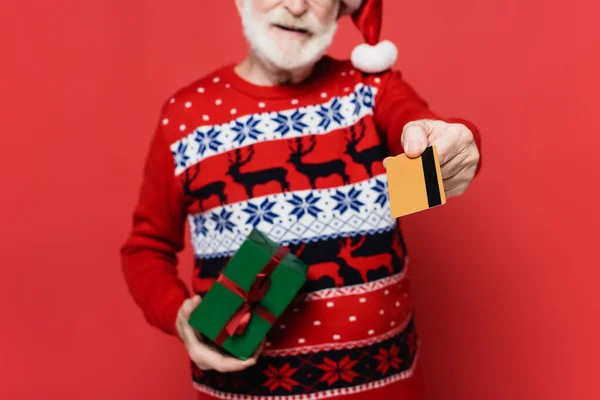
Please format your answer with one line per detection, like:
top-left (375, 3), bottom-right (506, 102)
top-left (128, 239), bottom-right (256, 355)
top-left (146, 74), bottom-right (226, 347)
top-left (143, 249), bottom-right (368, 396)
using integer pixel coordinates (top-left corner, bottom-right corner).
top-left (258, 35), bottom-right (331, 71)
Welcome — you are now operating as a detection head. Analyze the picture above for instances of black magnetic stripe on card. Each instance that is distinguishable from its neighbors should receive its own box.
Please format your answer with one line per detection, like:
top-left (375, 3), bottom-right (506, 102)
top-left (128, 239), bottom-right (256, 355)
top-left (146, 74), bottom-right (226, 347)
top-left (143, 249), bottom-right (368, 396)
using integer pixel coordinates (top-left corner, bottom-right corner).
top-left (422, 146), bottom-right (442, 207)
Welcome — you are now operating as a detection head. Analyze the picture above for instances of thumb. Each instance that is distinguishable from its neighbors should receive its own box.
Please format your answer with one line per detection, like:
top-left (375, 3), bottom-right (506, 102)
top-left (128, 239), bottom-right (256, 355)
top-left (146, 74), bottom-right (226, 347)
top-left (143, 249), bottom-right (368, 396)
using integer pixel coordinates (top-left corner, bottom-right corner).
top-left (189, 295), bottom-right (202, 311)
top-left (401, 122), bottom-right (429, 158)
top-left (180, 295), bottom-right (202, 318)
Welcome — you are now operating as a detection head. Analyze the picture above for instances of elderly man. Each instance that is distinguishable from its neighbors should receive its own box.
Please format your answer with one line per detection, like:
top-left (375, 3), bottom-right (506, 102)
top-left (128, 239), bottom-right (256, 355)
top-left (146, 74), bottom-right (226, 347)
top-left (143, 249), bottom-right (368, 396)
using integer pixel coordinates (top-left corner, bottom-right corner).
top-left (121, 0), bottom-right (481, 399)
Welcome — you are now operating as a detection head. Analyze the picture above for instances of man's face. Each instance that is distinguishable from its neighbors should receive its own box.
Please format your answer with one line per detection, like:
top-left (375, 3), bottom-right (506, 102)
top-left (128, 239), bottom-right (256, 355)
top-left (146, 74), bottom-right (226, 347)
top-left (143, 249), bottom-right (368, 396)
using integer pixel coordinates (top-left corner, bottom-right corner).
top-left (238, 0), bottom-right (340, 71)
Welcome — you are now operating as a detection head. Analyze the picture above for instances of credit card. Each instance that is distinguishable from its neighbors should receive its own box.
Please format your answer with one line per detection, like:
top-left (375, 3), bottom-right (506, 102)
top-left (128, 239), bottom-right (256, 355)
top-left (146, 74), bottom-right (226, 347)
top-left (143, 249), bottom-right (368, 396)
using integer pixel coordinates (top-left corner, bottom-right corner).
top-left (385, 145), bottom-right (446, 218)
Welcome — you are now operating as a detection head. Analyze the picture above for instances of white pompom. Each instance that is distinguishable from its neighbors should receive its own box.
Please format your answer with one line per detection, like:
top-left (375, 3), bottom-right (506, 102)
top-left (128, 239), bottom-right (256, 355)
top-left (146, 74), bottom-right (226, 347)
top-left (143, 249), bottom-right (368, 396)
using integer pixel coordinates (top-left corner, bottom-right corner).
top-left (351, 40), bottom-right (398, 74)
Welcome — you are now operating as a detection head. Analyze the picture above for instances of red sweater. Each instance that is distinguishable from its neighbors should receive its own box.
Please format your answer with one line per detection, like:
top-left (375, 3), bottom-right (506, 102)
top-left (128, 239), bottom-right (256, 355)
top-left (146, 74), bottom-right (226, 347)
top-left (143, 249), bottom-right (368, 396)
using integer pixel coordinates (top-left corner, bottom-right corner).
top-left (120, 56), bottom-right (481, 399)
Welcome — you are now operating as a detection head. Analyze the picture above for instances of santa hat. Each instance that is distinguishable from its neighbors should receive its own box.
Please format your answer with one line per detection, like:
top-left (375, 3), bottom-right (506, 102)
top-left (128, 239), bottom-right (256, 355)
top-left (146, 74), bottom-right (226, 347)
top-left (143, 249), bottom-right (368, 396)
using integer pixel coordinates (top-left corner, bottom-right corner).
top-left (341, 0), bottom-right (398, 73)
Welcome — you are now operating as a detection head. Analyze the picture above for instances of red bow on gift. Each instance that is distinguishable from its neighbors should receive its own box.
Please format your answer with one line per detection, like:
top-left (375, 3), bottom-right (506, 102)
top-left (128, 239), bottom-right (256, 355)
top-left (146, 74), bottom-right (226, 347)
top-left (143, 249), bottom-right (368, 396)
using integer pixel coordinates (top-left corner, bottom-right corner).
top-left (218, 272), bottom-right (273, 337)
top-left (214, 247), bottom-right (288, 345)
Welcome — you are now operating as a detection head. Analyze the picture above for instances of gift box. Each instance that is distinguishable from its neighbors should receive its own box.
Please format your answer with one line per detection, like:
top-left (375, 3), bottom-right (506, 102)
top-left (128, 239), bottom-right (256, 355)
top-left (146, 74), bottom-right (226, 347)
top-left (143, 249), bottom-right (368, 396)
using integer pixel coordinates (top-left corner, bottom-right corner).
top-left (188, 228), bottom-right (308, 360)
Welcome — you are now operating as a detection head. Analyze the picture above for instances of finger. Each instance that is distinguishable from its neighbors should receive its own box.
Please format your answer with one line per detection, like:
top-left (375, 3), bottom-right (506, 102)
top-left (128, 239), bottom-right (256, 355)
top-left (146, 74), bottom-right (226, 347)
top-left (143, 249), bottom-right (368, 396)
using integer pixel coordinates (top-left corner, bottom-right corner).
top-left (444, 185), bottom-right (465, 199)
top-left (429, 130), bottom-right (462, 166)
top-left (180, 295), bottom-right (258, 373)
top-left (442, 173), bottom-right (472, 198)
top-left (431, 124), bottom-right (474, 166)
top-left (217, 339), bottom-right (265, 371)
top-left (194, 344), bottom-right (257, 373)
top-left (178, 317), bottom-right (202, 348)
top-left (178, 301), bottom-right (195, 322)
top-left (401, 122), bottom-right (429, 158)
top-left (216, 354), bottom-right (258, 373)
top-left (180, 295), bottom-right (202, 319)
top-left (257, 339), bottom-right (266, 353)
top-left (440, 151), bottom-right (469, 179)
top-left (177, 301), bottom-right (202, 342)
top-left (188, 334), bottom-right (258, 373)
top-left (250, 339), bottom-right (266, 359)
top-left (226, 340), bottom-right (265, 368)
top-left (187, 336), bottom-right (230, 370)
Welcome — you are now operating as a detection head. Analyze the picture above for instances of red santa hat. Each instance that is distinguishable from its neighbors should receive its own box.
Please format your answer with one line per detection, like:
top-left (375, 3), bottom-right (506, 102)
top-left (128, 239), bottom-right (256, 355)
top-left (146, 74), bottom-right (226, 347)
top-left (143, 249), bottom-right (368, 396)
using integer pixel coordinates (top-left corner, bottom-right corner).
top-left (341, 0), bottom-right (398, 73)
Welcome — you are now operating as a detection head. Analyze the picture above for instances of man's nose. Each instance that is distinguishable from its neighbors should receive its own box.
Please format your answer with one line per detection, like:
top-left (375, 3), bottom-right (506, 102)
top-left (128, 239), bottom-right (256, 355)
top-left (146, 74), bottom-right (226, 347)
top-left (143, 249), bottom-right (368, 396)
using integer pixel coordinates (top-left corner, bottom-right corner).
top-left (282, 0), bottom-right (309, 16)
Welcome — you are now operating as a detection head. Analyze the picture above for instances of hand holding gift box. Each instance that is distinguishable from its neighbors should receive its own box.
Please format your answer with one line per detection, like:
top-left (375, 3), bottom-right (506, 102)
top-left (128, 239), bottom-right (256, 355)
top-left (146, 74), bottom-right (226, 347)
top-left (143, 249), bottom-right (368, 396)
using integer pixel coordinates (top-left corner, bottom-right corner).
top-left (175, 295), bottom-right (261, 372)
top-left (188, 228), bottom-right (309, 360)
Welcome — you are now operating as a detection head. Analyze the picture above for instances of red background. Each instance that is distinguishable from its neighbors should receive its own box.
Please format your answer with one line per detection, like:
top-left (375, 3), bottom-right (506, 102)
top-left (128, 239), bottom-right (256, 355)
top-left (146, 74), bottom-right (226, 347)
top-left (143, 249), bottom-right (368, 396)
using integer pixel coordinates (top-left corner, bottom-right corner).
top-left (1, 1), bottom-right (598, 399)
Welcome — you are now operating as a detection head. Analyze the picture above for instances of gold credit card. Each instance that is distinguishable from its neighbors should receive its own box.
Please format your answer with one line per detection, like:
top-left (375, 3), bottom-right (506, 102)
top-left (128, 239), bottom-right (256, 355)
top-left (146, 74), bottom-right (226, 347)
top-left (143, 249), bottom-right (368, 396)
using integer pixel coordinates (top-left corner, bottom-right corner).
top-left (386, 145), bottom-right (446, 218)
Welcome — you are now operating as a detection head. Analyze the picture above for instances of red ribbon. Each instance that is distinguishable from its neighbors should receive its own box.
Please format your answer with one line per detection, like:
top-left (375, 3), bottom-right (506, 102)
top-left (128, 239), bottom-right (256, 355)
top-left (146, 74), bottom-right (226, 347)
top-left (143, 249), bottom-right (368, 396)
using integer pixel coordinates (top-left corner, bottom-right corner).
top-left (214, 247), bottom-right (288, 346)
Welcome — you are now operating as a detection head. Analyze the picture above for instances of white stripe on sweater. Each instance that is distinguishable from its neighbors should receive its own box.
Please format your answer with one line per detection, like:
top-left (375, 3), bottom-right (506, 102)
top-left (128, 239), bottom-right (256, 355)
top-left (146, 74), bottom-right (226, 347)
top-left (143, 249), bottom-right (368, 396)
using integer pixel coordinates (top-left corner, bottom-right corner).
top-left (170, 83), bottom-right (378, 175)
top-left (188, 173), bottom-right (393, 259)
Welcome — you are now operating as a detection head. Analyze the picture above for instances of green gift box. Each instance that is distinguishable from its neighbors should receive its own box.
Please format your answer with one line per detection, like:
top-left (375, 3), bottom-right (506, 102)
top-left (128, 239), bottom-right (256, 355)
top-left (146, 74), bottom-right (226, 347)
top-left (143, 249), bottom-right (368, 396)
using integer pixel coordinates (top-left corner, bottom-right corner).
top-left (188, 228), bottom-right (308, 360)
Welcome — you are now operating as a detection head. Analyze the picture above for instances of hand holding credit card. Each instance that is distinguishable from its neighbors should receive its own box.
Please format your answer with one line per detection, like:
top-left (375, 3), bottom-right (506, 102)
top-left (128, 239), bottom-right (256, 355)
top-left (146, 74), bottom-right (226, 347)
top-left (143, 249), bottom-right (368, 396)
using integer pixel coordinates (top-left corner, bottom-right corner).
top-left (384, 145), bottom-right (446, 218)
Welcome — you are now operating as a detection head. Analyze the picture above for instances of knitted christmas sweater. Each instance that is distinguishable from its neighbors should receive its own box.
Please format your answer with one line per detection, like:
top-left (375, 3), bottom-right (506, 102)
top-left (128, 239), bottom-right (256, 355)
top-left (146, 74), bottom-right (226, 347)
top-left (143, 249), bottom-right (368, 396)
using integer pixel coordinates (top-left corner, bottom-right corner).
top-left (121, 56), bottom-right (482, 400)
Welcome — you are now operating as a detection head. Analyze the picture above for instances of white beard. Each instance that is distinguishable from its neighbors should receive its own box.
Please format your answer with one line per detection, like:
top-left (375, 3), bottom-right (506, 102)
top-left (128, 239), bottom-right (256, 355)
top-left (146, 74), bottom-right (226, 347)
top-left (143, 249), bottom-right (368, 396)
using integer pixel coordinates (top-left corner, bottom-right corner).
top-left (240, 0), bottom-right (339, 73)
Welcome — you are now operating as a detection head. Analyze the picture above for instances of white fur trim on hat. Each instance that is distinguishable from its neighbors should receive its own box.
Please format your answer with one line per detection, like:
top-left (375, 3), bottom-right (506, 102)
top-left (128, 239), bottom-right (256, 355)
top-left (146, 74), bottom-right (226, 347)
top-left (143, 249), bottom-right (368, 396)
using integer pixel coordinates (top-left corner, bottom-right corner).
top-left (351, 40), bottom-right (398, 73)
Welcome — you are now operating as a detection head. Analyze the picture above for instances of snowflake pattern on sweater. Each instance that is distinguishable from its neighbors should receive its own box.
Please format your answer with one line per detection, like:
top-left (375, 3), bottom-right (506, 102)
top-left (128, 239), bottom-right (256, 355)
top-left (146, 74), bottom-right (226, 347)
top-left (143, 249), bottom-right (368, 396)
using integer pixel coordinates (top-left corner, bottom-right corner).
top-left (120, 56), bottom-right (482, 400)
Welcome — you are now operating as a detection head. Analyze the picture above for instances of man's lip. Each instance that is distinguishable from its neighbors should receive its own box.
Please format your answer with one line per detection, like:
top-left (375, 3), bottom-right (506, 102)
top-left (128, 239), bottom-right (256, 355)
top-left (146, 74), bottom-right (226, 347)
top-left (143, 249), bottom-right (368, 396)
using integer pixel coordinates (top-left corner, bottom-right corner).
top-left (273, 24), bottom-right (310, 35)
